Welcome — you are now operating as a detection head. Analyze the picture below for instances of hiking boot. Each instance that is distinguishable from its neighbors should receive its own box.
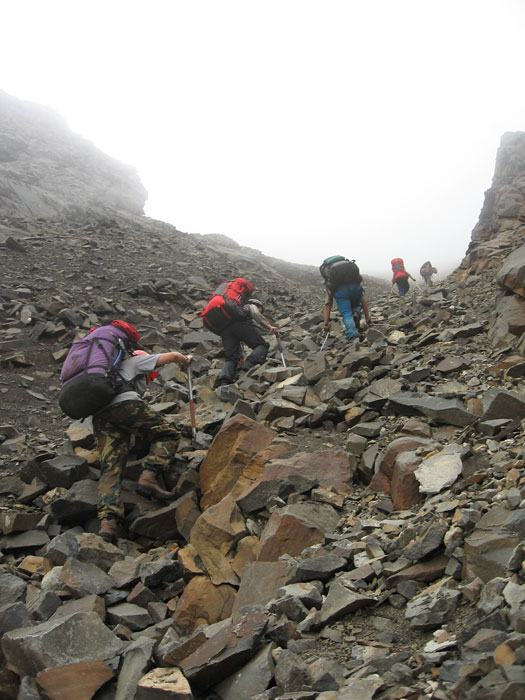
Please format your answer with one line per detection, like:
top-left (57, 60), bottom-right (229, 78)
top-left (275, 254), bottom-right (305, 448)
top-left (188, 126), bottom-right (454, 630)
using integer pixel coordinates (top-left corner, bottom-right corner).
top-left (99, 517), bottom-right (118, 545)
top-left (136, 470), bottom-right (174, 502)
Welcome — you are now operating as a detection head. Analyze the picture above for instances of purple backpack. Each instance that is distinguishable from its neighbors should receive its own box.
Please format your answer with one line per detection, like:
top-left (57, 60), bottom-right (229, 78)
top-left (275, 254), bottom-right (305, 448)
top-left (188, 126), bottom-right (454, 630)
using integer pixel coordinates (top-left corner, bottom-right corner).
top-left (59, 325), bottom-right (132, 419)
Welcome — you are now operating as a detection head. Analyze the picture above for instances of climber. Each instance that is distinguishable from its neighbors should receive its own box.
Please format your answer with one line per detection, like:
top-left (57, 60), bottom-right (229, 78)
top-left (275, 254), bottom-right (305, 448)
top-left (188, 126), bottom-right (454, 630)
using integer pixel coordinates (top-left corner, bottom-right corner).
top-left (92, 343), bottom-right (193, 544)
top-left (320, 256), bottom-right (372, 348)
top-left (391, 258), bottom-right (416, 297)
top-left (217, 297), bottom-right (279, 386)
top-left (420, 260), bottom-right (438, 286)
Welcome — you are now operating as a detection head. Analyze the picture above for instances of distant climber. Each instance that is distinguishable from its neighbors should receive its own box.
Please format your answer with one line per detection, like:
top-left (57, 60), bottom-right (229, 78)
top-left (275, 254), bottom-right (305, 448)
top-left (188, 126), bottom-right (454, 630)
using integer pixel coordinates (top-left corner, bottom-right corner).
top-left (391, 258), bottom-right (416, 297)
top-left (320, 256), bottom-right (372, 348)
top-left (420, 260), bottom-right (437, 286)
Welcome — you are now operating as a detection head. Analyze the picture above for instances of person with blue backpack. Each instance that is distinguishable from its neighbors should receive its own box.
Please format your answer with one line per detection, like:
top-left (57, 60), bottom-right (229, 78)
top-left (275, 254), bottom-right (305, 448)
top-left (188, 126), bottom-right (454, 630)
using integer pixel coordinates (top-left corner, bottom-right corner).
top-left (58, 320), bottom-right (193, 544)
top-left (320, 256), bottom-right (372, 348)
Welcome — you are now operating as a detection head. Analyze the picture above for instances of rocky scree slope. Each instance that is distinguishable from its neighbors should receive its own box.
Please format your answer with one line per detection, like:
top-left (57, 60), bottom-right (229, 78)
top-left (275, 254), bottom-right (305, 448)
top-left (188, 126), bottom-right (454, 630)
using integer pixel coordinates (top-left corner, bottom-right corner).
top-left (0, 212), bottom-right (525, 700)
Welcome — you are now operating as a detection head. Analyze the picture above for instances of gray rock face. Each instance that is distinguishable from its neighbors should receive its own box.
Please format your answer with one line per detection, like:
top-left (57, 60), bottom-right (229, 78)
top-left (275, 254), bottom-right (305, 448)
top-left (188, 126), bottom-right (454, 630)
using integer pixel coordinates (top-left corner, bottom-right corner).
top-left (0, 90), bottom-right (147, 218)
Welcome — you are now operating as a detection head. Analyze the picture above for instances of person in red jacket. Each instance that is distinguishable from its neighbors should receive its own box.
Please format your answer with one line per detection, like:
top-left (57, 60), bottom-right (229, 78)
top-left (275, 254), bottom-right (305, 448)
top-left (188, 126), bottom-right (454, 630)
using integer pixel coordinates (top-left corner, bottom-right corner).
top-left (391, 258), bottom-right (416, 297)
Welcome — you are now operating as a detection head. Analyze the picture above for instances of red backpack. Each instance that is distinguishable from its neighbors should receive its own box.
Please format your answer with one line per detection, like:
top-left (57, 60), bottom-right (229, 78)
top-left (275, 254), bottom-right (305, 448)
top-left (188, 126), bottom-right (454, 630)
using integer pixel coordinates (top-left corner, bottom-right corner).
top-left (200, 278), bottom-right (254, 334)
top-left (391, 258), bottom-right (407, 280)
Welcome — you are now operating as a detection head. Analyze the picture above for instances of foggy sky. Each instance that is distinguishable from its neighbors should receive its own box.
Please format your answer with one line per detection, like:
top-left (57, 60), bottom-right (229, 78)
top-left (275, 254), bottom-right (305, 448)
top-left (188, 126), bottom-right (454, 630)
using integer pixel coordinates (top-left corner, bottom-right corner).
top-left (2, 0), bottom-right (525, 280)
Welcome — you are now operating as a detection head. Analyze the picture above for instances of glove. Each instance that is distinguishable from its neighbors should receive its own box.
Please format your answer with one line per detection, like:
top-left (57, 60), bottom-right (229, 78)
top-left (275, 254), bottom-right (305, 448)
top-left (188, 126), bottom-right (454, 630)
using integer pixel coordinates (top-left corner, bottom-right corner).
top-left (323, 324), bottom-right (330, 333)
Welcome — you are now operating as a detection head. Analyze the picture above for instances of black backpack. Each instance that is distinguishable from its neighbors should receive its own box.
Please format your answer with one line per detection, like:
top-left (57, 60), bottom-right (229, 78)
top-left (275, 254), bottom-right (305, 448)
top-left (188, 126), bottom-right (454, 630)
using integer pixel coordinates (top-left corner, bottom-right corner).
top-left (320, 256), bottom-right (361, 292)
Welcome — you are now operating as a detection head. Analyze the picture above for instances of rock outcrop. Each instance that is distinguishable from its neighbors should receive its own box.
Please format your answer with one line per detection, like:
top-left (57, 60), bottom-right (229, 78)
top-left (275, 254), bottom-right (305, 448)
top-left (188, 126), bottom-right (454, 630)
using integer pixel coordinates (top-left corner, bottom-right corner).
top-left (0, 90), bottom-right (147, 219)
top-left (457, 132), bottom-right (525, 356)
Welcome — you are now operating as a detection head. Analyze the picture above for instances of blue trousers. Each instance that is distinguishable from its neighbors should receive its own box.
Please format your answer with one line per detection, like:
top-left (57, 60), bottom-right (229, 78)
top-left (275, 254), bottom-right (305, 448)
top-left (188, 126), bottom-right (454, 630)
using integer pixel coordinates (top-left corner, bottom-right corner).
top-left (334, 284), bottom-right (363, 340)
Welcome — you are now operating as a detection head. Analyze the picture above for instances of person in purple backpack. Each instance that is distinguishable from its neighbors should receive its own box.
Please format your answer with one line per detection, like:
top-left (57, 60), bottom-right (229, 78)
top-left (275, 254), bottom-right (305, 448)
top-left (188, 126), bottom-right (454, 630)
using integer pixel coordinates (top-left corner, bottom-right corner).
top-left (60, 319), bottom-right (193, 544)
top-left (94, 343), bottom-right (193, 543)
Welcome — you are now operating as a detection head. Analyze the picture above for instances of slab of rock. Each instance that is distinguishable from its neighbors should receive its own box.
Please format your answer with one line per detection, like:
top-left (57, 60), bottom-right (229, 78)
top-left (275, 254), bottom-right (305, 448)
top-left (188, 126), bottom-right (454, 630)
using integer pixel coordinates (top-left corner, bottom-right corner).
top-left (312, 582), bottom-right (375, 629)
top-left (190, 493), bottom-right (247, 585)
top-left (114, 637), bottom-right (155, 700)
top-left (35, 661), bottom-right (113, 700)
top-left (49, 595), bottom-right (105, 622)
top-left (0, 530), bottom-right (49, 551)
top-left (2, 611), bottom-right (123, 677)
top-left (48, 479), bottom-right (98, 524)
top-left (390, 450), bottom-right (423, 509)
top-left (0, 511), bottom-right (43, 535)
top-left (231, 561), bottom-right (297, 623)
top-left (179, 608), bottom-right (268, 689)
top-left (387, 392), bottom-right (476, 427)
top-left (173, 490), bottom-right (201, 542)
top-left (356, 377), bottom-right (403, 410)
top-left (32, 455), bottom-right (90, 489)
top-left (0, 601), bottom-right (30, 636)
top-left (303, 353), bottom-right (329, 383)
top-left (107, 602), bottom-right (153, 631)
top-left (387, 554), bottom-right (450, 586)
top-left (482, 388), bottom-right (525, 420)
top-left (496, 241), bottom-right (525, 296)
top-left (136, 667), bottom-right (192, 700)
top-left (436, 356), bottom-right (469, 373)
top-left (59, 558), bottom-right (114, 598)
top-left (199, 415), bottom-right (277, 510)
top-left (129, 501), bottom-right (181, 541)
top-left (72, 532), bottom-right (125, 572)
top-left (0, 572), bottom-right (29, 604)
top-left (463, 507), bottom-right (525, 582)
top-left (257, 502), bottom-right (340, 562)
top-left (257, 399), bottom-right (312, 423)
top-left (214, 641), bottom-right (275, 700)
top-left (172, 575), bottom-right (237, 636)
top-left (263, 450), bottom-right (354, 494)
top-left (415, 451), bottom-right (463, 494)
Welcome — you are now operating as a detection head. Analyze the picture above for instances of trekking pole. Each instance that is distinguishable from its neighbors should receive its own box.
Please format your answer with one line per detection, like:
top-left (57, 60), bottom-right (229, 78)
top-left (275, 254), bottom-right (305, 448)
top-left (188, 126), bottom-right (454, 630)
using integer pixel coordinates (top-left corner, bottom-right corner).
top-left (320, 332), bottom-right (329, 351)
top-left (276, 337), bottom-right (287, 368)
top-left (187, 366), bottom-right (197, 440)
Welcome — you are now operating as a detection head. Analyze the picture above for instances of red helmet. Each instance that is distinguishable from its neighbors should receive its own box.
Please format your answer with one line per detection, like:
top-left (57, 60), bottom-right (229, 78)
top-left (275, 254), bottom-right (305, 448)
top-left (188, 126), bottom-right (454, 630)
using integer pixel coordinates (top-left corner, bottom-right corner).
top-left (111, 320), bottom-right (141, 343)
top-left (132, 350), bottom-right (159, 383)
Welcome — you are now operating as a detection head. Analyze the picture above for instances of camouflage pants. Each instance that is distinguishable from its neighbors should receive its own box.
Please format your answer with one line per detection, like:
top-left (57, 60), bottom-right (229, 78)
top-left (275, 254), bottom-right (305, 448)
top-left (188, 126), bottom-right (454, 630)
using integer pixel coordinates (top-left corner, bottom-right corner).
top-left (93, 400), bottom-right (180, 520)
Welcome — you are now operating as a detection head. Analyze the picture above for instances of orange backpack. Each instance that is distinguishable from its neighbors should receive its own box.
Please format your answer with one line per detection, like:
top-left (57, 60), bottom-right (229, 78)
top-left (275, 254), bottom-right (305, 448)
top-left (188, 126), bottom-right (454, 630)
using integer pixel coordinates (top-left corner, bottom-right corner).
top-left (391, 258), bottom-right (407, 280)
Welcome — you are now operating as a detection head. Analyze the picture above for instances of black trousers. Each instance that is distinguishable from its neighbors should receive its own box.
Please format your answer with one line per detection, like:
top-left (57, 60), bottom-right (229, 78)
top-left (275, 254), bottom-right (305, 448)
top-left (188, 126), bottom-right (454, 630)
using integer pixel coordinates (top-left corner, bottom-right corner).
top-left (219, 321), bottom-right (269, 383)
